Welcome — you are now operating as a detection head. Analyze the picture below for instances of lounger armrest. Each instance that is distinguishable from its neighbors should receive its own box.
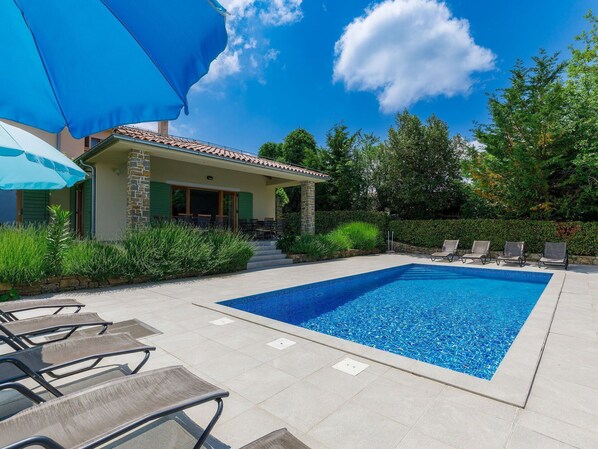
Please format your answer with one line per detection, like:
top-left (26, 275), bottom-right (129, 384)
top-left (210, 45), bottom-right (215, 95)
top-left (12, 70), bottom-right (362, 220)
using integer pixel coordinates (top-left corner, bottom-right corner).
top-left (3, 436), bottom-right (65, 449)
top-left (0, 358), bottom-right (63, 397)
top-left (0, 382), bottom-right (45, 404)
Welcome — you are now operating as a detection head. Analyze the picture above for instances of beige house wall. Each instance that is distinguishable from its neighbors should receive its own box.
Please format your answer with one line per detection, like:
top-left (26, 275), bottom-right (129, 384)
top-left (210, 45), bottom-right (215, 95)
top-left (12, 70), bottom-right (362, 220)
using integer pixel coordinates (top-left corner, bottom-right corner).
top-left (95, 162), bottom-right (128, 240)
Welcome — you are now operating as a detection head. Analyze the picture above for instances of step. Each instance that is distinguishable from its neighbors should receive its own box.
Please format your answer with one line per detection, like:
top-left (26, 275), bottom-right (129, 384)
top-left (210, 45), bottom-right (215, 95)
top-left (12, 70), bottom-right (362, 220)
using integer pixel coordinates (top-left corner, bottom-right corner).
top-left (250, 240), bottom-right (278, 247)
top-left (249, 253), bottom-right (288, 262)
top-left (247, 258), bottom-right (294, 270)
top-left (251, 249), bottom-right (283, 257)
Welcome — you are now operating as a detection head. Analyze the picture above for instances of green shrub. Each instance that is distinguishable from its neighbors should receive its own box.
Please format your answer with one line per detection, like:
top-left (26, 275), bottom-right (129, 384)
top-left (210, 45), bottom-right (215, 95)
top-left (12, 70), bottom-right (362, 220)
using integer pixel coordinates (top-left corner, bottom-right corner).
top-left (288, 234), bottom-right (340, 259)
top-left (334, 222), bottom-right (383, 250)
top-left (0, 225), bottom-right (47, 285)
top-left (46, 205), bottom-right (73, 275)
top-left (63, 241), bottom-right (127, 281)
top-left (388, 219), bottom-right (598, 255)
top-left (122, 223), bottom-right (253, 280)
top-left (326, 228), bottom-right (352, 251)
top-left (284, 211), bottom-right (388, 235)
top-left (205, 230), bottom-right (254, 274)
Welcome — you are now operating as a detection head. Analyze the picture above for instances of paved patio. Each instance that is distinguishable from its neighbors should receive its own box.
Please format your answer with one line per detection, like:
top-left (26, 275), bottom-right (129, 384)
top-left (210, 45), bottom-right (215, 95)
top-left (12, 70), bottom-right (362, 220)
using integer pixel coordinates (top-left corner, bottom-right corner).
top-left (25, 254), bottom-right (598, 448)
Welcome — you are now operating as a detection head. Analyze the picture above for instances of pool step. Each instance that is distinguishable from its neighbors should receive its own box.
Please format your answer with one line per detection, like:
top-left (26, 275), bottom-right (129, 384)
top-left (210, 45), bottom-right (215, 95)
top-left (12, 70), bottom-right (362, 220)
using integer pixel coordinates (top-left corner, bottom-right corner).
top-left (247, 240), bottom-right (292, 270)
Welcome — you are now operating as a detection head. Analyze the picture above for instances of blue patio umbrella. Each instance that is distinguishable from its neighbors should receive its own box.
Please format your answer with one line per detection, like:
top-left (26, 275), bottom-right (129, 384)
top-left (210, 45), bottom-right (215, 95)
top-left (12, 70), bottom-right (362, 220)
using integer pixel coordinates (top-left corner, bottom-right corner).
top-left (0, 120), bottom-right (87, 190)
top-left (0, 0), bottom-right (227, 139)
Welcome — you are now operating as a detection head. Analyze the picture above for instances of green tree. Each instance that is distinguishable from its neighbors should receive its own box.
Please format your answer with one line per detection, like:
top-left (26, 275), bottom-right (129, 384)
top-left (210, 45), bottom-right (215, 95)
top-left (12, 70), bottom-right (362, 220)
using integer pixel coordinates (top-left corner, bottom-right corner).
top-left (258, 141), bottom-right (284, 161)
top-left (282, 128), bottom-right (318, 166)
top-left (318, 124), bottom-right (360, 210)
top-left (375, 110), bottom-right (462, 218)
top-left (563, 11), bottom-right (598, 220)
top-left (472, 50), bottom-right (579, 219)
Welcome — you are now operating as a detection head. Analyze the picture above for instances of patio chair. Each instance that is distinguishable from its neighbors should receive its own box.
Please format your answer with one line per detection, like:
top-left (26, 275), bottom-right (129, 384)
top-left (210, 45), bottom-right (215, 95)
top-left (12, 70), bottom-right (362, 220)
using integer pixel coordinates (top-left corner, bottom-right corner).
top-left (241, 429), bottom-right (311, 449)
top-left (0, 366), bottom-right (229, 449)
top-left (195, 214), bottom-right (211, 230)
top-left (461, 241), bottom-right (491, 265)
top-left (0, 313), bottom-right (112, 351)
top-left (0, 298), bottom-right (84, 323)
top-left (214, 215), bottom-right (229, 229)
top-left (496, 242), bottom-right (526, 267)
top-left (538, 242), bottom-right (568, 270)
top-left (0, 333), bottom-right (155, 400)
top-left (430, 240), bottom-right (459, 262)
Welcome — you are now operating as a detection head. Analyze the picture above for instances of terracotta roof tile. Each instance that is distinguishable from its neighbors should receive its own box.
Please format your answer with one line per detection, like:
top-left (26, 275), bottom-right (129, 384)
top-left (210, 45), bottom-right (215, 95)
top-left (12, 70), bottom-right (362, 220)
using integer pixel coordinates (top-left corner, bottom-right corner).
top-left (113, 126), bottom-right (328, 179)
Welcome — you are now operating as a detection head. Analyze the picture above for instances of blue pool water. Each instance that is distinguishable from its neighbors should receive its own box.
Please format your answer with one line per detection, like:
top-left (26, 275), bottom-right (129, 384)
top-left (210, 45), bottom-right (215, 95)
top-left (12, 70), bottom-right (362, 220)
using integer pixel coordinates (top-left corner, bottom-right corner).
top-left (220, 264), bottom-right (551, 379)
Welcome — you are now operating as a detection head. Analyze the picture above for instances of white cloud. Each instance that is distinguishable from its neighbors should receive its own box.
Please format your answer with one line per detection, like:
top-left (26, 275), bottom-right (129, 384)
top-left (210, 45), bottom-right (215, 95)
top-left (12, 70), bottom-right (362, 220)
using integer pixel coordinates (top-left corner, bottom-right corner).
top-left (198, 0), bottom-right (302, 87)
top-left (333, 0), bottom-right (496, 112)
top-left (260, 0), bottom-right (302, 25)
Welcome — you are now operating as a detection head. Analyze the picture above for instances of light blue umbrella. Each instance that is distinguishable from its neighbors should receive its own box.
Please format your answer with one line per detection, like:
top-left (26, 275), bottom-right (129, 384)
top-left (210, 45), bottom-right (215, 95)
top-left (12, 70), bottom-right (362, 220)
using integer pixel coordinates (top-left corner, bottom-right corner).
top-left (0, 121), bottom-right (86, 190)
top-left (0, 0), bottom-right (227, 139)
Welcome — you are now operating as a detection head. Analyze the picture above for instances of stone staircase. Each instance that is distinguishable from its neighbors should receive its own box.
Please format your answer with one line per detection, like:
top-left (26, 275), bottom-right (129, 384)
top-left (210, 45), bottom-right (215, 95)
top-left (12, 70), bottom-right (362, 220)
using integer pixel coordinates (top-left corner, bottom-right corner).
top-left (247, 240), bottom-right (293, 270)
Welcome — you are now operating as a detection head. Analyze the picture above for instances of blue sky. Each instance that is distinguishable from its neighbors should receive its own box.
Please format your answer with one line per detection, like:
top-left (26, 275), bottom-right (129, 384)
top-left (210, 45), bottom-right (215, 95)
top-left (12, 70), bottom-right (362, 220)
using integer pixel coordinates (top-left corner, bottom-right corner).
top-left (164, 0), bottom-right (595, 153)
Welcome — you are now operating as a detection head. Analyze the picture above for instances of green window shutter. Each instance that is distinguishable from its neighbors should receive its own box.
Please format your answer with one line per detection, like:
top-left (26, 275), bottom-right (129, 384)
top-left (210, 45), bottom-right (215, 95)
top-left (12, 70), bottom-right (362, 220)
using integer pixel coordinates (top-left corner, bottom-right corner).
top-left (150, 182), bottom-right (171, 222)
top-left (22, 190), bottom-right (49, 224)
top-left (238, 192), bottom-right (253, 221)
top-left (83, 180), bottom-right (92, 238)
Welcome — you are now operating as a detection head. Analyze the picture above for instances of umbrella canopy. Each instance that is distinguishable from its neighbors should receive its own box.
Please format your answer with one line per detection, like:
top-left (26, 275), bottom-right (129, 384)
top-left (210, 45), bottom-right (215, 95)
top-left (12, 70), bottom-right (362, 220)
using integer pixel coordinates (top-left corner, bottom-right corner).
top-left (0, 121), bottom-right (86, 190)
top-left (0, 0), bottom-right (227, 139)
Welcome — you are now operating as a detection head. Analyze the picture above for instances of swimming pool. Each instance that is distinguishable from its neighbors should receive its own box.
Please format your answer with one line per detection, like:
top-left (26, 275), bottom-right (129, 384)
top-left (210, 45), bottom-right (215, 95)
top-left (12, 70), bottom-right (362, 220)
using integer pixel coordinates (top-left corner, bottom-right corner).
top-left (220, 264), bottom-right (551, 380)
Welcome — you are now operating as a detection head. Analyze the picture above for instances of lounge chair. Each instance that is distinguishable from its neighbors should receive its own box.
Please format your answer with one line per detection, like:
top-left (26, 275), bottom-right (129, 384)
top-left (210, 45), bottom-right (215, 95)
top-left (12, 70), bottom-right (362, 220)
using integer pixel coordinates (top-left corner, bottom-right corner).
top-left (0, 298), bottom-right (84, 323)
top-left (430, 240), bottom-right (460, 262)
top-left (461, 241), bottom-right (491, 264)
top-left (0, 366), bottom-right (228, 449)
top-left (539, 242), bottom-right (568, 270)
top-left (1, 313), bottom-right (111, 351)
top-left (0, 333), bottom-right (155, 399)
top-left (241, 429), bottom-right (311, 449)
top-left (496, 242), bottom-right (526, 267)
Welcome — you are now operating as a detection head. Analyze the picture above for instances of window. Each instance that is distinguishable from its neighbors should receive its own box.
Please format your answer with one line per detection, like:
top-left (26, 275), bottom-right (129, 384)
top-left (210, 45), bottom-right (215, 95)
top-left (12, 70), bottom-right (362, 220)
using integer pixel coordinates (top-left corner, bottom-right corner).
top-left (84, 136), bottom-right (102, 150)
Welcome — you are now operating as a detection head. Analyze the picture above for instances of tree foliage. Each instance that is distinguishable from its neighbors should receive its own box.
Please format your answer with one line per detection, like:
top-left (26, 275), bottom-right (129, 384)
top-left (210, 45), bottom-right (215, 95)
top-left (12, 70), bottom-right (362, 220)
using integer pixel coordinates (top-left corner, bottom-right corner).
top-left (258, 13), bottom-right (597, 221)
top-left (374, 111), bottom-right (463, 218)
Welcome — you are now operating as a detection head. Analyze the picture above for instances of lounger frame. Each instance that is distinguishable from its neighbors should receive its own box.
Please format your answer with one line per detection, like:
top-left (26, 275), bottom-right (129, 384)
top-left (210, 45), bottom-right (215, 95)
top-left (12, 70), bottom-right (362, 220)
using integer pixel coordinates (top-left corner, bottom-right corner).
top-left (538, 243), bottom-right (569, 270)
top-left (0, 339), bottom-right (155, 399)
top-left (461, 241), bottom-right (491, 265)
top-left (0, 299), bottom-right (84, 323)
top-left (496, 242), bottom-right (526, 267)
top-left (2, 386), bottom-right (226, 449)
top-left (0, 317), bottom-right (111, 351)
top-left (430, 240), bottom-right (460, 263)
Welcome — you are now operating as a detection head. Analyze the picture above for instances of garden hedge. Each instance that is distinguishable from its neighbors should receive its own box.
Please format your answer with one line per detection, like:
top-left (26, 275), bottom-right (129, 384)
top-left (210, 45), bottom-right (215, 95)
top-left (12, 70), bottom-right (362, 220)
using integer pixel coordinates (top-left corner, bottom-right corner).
top-left (283, 212), bottom-right (598, 256)
top-left (388, 219), bottom-right (598, 256)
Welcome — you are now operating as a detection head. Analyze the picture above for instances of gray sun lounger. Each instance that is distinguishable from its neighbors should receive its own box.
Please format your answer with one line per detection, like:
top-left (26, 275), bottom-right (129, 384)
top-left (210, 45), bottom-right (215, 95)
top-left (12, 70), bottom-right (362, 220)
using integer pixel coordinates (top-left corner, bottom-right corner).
top-left (0, 313), bottom-right (112, 351)
top-left (461, 241), bottom-right (491, 264)
top-left (430, 240), bottom-right (460, 262)
top-left (0, 366), bottom-right (229, 449)
top-left (241, 429), bottom-right (311, 449)
top-left (0, 333), bottom-right (155, 399)
top-left (0, 298), bottom-right (84, 323)
top-left (496, 241), bottom-right (526, 267)
top-left (538, 242), bottom-right (568, 270)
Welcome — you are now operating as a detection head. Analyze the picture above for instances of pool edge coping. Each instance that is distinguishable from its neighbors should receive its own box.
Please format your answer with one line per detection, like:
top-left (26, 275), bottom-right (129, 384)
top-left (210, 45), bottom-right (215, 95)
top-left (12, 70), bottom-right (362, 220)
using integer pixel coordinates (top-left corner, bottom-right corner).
top-left (194, 261), bottom-right (566, 408)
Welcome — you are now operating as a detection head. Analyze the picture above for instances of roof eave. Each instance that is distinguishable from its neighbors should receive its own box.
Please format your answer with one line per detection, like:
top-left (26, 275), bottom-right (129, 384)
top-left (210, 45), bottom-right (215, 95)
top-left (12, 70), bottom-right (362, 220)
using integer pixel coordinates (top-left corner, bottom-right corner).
top-left (76, 134), bottom-right (329, 181)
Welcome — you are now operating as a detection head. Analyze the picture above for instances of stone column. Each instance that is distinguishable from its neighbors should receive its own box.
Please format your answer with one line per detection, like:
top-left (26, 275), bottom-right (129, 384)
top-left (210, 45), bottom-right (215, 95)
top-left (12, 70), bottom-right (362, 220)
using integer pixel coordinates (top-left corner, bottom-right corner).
top-left (126, 149), bottom-right (150, 229)
top-left (300, 181), bottom-right (315, 235)
top-left (275, 194), bottom-right (283, 221)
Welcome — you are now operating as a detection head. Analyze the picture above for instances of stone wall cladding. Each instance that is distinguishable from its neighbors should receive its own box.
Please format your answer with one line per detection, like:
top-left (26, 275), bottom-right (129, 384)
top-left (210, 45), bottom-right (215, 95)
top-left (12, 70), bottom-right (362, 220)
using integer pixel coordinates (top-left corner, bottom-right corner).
top-left (300, 181), bottom-right (315, 235)
top-left (126, 149), bottom-right (151, 228)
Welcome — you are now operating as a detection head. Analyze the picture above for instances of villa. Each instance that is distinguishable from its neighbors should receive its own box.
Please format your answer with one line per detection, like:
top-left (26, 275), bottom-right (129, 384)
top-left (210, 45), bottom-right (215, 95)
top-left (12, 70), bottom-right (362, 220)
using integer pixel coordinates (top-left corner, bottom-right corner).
top-left (0, 122), bottom-right (328, 240)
